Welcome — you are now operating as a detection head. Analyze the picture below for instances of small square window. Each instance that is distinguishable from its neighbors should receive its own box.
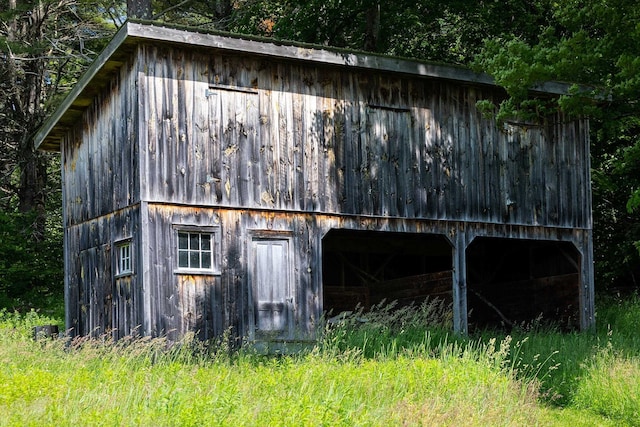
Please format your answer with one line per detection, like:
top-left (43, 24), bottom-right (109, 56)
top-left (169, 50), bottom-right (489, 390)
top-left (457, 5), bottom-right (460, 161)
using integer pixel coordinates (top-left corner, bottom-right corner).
top-left (116, 241), bottom-right (132, 276)
top-left (175, 228), bottom-right (219, 274)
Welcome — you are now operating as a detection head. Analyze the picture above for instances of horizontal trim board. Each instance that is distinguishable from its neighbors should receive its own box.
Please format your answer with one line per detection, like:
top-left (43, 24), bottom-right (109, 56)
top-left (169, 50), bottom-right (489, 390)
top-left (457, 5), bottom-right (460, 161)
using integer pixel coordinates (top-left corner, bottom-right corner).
top-left (139, 201), bottom-right (593, 234)
top-left (207, 85), bottom-right (259, 95)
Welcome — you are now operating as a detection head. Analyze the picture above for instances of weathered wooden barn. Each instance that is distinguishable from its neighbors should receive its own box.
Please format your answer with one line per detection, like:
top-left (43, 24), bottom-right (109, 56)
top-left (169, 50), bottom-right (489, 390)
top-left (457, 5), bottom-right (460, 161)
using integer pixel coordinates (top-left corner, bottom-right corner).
top-left (35, 21), bottom-right (594, 346)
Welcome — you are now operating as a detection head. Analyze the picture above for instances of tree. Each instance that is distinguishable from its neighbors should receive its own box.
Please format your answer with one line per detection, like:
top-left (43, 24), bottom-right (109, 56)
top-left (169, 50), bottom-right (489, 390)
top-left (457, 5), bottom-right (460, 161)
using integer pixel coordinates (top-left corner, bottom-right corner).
top-left (475, 0), bottom-right (640, 289)
top-left (142, 0), bottom-right (234, 27)
top-left (1, 0), bottom-right (114, 231)
top-left (225, 0), bottom-right (554, 62)
top-left (0, 0), bottom-right (114, 303)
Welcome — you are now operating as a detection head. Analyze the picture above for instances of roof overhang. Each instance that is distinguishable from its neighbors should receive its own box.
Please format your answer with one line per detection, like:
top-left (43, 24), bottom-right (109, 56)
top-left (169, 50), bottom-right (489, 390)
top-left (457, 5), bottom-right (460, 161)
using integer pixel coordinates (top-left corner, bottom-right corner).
top-left (34, 20), bottom-right (576, 151)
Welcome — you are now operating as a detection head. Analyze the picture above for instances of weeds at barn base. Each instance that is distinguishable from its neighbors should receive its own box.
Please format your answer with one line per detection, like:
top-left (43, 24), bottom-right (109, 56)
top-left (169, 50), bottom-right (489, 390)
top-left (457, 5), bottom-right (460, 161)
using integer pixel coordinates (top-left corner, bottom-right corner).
top-left (2, 296), bottom-right (640, 426)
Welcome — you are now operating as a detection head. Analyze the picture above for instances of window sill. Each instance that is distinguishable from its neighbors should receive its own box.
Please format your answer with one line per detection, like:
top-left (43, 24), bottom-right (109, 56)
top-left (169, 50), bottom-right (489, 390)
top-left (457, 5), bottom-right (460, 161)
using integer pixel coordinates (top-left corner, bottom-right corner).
top-left (173, 269), bottom-right (221, 276)
top-left (115, 272), bottom-right (134, 279)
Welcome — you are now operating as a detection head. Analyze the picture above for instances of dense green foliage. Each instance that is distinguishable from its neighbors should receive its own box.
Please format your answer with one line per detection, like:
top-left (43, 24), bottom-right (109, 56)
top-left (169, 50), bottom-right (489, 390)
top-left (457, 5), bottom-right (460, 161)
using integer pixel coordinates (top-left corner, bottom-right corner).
top-left (0, 0), bottom-right (115, 305)
top-left (1, 297), bottom-right (640, 425)
top-left (475, 0), bottom-right (640, 287)
top-left (0, 211), bottom-right (63, 311)
top-left (223, 0), bottom-right (556, 63)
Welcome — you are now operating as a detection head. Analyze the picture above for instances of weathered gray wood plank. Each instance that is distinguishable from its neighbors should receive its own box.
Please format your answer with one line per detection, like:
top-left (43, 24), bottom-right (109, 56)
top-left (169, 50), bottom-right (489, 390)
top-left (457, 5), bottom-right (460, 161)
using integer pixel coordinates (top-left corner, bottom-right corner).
top-left (55, 28), bottom-right (594, 343)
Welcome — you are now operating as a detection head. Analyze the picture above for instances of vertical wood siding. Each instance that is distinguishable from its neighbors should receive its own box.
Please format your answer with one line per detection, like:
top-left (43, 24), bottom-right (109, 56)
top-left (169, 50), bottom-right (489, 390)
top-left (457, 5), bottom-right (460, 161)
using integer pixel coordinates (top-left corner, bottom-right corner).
top-left (64, 207), bottom-right (142, 338)
top-left (63, 62), bottom-right (139, 227)
top-left (138, 45), bottom-right (590, 229)
top-left (143, 205), bottom-right (322, 343)
top-left (144, 206), bottom-right (225, 340)
top-left (61, 40), bottom-right (593, 341)
top-left (61, 55), bottom-right (141, 338)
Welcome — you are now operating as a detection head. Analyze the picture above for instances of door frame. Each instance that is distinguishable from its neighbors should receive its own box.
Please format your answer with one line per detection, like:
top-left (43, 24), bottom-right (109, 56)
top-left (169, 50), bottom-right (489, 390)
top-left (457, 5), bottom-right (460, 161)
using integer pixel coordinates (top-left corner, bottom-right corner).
top-left (247, 230), bottom-right (295, 342)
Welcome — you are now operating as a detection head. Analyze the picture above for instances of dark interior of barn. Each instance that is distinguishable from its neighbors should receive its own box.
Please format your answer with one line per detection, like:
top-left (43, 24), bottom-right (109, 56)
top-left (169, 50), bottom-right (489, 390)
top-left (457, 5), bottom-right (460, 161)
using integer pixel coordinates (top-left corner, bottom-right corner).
top-left (322, 230), bottom-right (581, 331)
top-left (466, 237), bottom-right (580, 331)
top-left (321, 229), bottom-right (453, 315)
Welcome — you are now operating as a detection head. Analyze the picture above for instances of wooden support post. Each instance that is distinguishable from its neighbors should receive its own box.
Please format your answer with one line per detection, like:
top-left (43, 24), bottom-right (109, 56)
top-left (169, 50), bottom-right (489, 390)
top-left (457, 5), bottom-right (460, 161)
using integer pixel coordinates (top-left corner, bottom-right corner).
top-left (579, 231), bottom-right (596, 331)
top-left (140, 201), bottom-right (152, 336)
top-left (452, 228), bottom-right (468, 334)
top-left (63, 226), bottom-right (72, 336)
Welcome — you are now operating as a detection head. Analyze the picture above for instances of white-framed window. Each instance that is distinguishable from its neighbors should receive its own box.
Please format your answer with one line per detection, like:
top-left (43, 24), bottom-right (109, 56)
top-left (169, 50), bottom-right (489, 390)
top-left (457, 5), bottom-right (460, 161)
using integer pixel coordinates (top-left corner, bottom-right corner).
top-left (116, 240), bottom-right (133, 276)
top-left (174, 226), bottom-right (221, 275)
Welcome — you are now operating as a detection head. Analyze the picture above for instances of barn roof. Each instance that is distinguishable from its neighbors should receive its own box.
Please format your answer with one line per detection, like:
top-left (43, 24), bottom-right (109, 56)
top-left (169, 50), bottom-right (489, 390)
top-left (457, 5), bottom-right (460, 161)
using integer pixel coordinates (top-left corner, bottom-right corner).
top-left (34, 20), bottom-right (575, 152)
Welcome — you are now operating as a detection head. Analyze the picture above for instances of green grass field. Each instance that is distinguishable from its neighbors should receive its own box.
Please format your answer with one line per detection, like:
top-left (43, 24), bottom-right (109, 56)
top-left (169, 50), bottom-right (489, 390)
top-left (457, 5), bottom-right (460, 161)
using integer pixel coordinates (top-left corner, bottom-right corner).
top-left (1, 296), bottom-right (639, 426)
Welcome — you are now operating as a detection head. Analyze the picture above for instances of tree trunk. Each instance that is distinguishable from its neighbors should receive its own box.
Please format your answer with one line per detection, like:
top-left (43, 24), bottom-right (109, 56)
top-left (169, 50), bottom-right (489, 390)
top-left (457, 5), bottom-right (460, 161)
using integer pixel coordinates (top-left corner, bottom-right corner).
top-left (216, 0), bottom-right (232, 18)
top-left (364, 3), bottom-right (381, 52)
top-left (18, 134), bottom-right (48, 241)
top-left (128, 0), bottom-right (152, 19)
top-left (3, 1), bottom-right (49, 241)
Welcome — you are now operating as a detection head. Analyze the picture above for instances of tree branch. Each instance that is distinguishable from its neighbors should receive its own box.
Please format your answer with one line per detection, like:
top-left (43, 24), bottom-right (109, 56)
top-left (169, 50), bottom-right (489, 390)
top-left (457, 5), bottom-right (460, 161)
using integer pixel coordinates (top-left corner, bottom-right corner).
top-left (153, 0), bottom-right (193, 20)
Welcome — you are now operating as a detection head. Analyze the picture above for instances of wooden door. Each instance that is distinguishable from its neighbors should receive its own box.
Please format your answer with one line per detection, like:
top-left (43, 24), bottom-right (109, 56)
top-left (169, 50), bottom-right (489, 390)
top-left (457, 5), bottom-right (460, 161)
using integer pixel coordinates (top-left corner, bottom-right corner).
top-left (251, 237), bottom-right (293, 340)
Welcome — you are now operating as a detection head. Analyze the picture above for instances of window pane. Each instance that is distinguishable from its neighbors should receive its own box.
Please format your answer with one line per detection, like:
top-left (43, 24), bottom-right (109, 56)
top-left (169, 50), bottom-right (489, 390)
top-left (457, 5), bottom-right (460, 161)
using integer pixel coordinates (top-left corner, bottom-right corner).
top-left (190, 234), bottom-right (200, 250)
top-left (190, 251), bottom-right (200, 268)
top-left (176, 230), bottom-right (218, 272)
top-left (201, 251), bottom-right (211, 269)
top-left (178, 250), bottom-right (189, 268)
top-left (118, 243), bottom-right (131, 273)
top-left (178, 233), bottom-right (188, 249)
top-left (201, 235), bottom-right (211, 251)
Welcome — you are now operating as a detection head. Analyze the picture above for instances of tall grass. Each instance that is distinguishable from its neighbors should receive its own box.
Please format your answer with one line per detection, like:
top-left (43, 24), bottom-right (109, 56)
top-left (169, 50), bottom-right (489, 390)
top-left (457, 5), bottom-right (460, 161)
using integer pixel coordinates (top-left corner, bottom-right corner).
top-left (2, 296), bottom-right (640, 426)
